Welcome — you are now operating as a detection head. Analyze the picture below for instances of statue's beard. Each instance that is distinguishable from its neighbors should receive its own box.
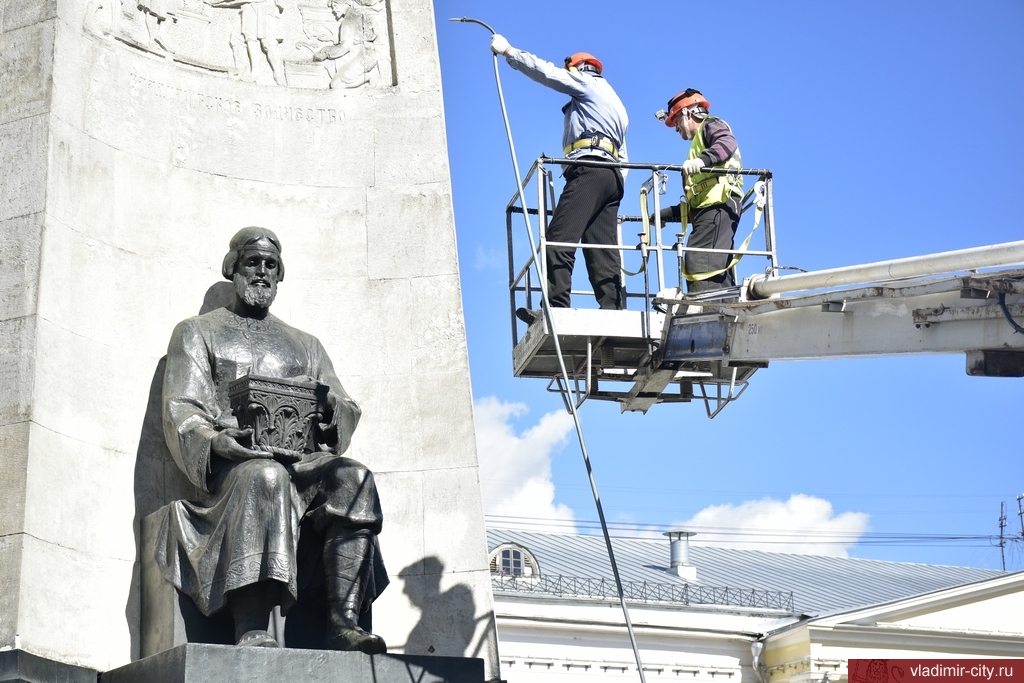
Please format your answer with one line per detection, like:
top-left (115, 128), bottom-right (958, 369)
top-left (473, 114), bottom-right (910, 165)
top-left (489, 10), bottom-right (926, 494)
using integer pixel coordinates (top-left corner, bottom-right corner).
top-left (234, 273), bottom-right (277, 309)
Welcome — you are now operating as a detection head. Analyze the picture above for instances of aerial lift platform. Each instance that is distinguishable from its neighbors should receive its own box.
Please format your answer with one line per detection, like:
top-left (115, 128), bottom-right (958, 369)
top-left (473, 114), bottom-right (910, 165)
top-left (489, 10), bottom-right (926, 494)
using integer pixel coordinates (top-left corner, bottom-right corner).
top-left (508, 157), bottom-right (1024, 418)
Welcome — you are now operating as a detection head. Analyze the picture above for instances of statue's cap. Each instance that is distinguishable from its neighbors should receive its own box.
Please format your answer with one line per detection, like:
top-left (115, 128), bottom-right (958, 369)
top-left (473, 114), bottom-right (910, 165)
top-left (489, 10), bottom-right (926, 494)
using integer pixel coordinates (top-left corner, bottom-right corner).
top-left (222, 226), bottom-right (285, 281)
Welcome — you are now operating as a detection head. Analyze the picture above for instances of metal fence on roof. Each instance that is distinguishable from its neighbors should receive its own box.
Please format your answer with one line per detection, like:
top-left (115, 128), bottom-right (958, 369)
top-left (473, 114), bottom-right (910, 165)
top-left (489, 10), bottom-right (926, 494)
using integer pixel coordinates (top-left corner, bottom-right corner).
top-left (491, 573), bottom-right (794, 611)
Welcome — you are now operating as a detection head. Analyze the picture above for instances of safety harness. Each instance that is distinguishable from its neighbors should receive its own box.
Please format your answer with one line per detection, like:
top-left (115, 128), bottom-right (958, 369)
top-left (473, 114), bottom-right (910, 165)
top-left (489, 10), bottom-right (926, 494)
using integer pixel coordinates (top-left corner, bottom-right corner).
top-left (564, 132), bottom-right (620, 160)
top-left (679, 180), bottom-right (767, 282)
top-left (622, 185), bottom-right (655, 276)
top-left (685, 116), bottom-right (743, 209)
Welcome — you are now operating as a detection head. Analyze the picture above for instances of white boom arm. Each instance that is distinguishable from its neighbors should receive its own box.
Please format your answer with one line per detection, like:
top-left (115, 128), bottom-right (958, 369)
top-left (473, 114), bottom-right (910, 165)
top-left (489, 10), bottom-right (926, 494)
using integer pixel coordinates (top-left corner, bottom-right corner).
top-left (745, 241), bottom-right (1024, 299)
top-left (513, 242), bottom-right (1024, 417)
top-left (715, 269), bottom-right (1024, 366)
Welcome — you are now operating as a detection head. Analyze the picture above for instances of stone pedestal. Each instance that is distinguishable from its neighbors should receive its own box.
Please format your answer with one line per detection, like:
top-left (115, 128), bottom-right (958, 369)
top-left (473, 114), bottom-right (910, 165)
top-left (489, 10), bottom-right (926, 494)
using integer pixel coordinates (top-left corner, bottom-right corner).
top-left (0, 650), bottom-right (96, 683)
top-left (101, 645), bottom-right (483, 683)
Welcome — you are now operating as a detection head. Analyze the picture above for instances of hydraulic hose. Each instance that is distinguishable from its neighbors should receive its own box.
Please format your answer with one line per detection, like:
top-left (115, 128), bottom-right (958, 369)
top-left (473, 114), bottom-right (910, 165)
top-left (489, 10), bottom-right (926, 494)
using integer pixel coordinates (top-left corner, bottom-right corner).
top-left (998, 292), bottom-right (1024, 334)
top-left (449, 17), bottom-right (647, 682)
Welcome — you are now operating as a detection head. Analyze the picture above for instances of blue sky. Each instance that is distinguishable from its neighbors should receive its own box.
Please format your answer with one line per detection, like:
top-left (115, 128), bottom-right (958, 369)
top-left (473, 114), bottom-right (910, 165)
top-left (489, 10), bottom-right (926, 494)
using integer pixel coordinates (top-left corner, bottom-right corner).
top-left (433, 1), bottom-right (1024, 569)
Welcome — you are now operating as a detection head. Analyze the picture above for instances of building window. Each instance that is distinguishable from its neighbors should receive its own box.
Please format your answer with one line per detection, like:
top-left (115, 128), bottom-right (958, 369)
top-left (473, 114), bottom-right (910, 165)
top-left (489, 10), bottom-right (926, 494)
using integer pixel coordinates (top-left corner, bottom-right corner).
top-left (489, 543), bottom-right (540, 578)
top-left (501, 548), bottom-right (523, 576)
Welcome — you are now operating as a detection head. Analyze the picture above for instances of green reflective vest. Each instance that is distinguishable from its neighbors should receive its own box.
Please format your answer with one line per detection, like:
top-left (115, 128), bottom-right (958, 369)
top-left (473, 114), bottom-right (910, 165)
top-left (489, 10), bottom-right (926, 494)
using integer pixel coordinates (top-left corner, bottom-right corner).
top-left (686, 116), bottom-right (743, 211)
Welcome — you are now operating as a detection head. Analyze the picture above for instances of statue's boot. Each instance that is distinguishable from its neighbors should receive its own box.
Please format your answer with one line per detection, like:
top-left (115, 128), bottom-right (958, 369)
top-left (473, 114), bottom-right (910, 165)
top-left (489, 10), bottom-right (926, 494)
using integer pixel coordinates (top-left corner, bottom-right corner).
top-left (236, 630), bottom-right (279, 648)
top-left (323, 528), bottom-right (387, 655)
top-left (228, 582), bottom-right (279, 648)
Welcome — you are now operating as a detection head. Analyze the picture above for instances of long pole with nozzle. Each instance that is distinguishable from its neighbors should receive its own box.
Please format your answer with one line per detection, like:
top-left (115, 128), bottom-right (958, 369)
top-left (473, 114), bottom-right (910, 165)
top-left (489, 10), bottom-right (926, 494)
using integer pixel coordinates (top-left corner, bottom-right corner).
top-left (449, 17), bottom-right (647, 682)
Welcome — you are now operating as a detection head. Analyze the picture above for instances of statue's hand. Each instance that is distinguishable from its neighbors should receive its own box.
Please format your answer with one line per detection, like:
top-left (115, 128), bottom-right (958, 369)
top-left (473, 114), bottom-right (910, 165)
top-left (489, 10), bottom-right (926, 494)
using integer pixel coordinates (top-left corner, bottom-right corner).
top-left (211, 427), bottom-right (270, 462)
top-left (316, 389), bottom-right (351, 450)
top-left (318, 390), bottom-right (340, 433)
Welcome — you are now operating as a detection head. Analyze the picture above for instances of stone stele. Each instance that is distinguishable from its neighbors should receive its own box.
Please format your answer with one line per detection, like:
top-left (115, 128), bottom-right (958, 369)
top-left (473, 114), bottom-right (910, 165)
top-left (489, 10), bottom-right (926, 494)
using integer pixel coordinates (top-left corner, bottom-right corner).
top-left (0, 0), bottom-right (500, 679)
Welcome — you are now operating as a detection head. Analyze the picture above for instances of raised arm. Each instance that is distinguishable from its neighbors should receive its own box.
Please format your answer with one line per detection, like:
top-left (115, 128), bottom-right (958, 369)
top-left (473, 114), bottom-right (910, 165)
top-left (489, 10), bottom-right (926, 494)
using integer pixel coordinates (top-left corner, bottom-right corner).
top-left (503, 47), bottom-right (588, 98)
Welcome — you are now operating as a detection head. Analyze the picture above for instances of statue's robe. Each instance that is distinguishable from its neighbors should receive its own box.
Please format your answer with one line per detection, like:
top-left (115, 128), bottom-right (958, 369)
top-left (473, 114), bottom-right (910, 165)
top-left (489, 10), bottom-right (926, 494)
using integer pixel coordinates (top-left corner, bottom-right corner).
top-left (153, 306), bottom-right (387, 617)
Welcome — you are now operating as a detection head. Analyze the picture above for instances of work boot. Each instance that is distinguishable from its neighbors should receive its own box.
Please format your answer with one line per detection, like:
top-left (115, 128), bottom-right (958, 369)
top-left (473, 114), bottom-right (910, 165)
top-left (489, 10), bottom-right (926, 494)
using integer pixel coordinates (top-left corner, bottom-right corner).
top-left (515, 308), bottom-right (541, 325)
top-left (323, 527), bottom-right (387, 655)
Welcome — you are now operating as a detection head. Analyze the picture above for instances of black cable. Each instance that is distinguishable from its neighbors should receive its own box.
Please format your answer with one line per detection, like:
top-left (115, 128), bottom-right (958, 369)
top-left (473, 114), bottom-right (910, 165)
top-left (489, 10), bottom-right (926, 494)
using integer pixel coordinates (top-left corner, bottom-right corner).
top-left (998, 292), bottom-right (1024, 334)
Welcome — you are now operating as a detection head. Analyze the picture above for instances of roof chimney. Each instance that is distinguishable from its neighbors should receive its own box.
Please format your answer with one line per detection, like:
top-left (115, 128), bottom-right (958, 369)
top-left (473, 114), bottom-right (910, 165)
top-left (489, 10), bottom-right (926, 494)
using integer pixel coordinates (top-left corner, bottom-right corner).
top-left (663, 531), bottom-right (697, 581)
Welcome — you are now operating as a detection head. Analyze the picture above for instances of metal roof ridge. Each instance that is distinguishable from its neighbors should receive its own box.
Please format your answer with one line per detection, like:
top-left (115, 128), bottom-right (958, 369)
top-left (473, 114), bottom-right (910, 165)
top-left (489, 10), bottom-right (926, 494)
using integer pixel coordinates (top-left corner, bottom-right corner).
top-left (807, 568), bottom-right (1024, 627)
top-left (486, 527), bottom-right (1010, 572)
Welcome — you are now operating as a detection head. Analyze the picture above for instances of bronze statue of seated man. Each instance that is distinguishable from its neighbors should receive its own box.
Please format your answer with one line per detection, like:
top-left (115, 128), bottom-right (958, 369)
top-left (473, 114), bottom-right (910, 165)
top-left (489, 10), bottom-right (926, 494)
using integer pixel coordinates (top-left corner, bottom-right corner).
top-left (151, 226), bottom-right (388, 653)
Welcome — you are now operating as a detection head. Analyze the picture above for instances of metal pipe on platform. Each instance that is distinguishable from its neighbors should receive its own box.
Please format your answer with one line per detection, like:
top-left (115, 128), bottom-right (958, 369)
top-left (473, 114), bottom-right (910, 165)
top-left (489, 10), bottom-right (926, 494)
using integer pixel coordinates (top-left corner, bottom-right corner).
top-left (747, 241), bottom-right (1024, 300)
top-left (537, 155), bottom-right (774, 177)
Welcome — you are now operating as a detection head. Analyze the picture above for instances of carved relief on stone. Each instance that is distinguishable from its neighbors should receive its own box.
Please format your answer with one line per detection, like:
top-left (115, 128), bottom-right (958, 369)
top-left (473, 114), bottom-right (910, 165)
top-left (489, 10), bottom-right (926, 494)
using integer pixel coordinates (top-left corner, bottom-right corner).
top-left (86, 0), bottom-right (393, 89)
top-left (228, 374), bottom-right (329, 461)
top-left (209, 0), bottom-right (288, 85)
top-left (305, 0), bottom-right (390, 90)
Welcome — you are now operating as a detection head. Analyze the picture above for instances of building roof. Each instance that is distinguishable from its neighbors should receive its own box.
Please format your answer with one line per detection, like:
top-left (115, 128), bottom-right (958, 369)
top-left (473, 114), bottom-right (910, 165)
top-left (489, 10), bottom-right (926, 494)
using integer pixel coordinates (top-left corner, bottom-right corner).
top-left (487, 528), bottom-right (1006, 615)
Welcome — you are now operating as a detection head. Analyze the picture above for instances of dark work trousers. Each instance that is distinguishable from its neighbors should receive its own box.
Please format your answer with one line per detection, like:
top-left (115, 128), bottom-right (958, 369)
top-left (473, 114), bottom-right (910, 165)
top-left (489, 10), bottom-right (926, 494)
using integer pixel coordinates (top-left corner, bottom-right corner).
top-left (544, 162), bottom-right (625, 309)
top-left (686, 195), bottom-right (741, 293)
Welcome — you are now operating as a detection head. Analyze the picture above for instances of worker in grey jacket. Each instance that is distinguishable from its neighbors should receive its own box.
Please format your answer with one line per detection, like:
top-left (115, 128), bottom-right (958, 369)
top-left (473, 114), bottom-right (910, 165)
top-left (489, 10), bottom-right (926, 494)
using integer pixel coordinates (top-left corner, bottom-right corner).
top-left (491, 34), bottom-right (629, 322)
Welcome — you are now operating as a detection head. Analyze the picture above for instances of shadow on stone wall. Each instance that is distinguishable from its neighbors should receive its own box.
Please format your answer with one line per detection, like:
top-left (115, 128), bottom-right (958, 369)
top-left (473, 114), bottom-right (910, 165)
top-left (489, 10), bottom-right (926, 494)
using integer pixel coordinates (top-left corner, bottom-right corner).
top-left (400, 557), bottom-right (495, 662)
top-left (126, 282), bottom-right (234, 659)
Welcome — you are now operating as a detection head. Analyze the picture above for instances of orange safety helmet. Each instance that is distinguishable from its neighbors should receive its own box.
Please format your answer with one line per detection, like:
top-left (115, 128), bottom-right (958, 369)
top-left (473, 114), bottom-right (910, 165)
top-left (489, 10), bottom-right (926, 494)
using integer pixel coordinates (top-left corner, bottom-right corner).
top-left (564, 52), bottom-right (603, 74)
top-left (665, 89), bottom-right (710, 127)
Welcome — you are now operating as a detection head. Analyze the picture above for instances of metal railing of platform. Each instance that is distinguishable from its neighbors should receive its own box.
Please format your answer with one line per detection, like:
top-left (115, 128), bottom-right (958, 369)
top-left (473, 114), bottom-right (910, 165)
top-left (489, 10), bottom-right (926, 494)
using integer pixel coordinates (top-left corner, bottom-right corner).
top-left (506, 156), bottom-right (780, 350)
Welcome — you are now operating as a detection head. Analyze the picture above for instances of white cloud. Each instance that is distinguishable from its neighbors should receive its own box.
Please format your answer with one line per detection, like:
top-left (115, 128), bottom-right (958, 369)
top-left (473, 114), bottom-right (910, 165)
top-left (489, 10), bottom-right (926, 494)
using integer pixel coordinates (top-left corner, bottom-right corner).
top-left (473, 397), bottom-right (576, 532)
top-left (471, 401), bottom-right (866, 554)
top-left (673, 494), bottom-right (869, 557)
top-left (472, 245), bottom-right (503, 271)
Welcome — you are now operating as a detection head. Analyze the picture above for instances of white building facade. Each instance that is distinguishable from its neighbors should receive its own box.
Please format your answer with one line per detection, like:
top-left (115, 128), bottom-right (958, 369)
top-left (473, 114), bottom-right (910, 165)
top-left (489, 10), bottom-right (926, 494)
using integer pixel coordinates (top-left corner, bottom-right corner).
top-left (486, 529), bottom-right (1024, 683)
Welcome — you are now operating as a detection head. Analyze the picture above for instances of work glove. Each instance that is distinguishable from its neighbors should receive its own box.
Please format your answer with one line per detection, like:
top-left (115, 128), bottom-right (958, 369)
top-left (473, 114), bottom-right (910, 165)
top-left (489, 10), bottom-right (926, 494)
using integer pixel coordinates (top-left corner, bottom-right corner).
top-left (682, 158), bottom-right (705, 175)
top-left (490, 34), bottom-right (511, 55)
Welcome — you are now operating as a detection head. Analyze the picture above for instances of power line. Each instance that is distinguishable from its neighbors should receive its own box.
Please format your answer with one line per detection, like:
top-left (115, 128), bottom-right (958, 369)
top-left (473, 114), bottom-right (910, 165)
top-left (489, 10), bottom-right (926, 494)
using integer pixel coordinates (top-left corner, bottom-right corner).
top-left (999, 502), bottom-right (1007, 571)
top-left (485, 513), bottom-right (1007, 548)
top-left (1017, 494), bottom-right (1024, 536)
top-left (480, 479), bottom-right (1008, 500)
